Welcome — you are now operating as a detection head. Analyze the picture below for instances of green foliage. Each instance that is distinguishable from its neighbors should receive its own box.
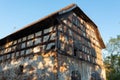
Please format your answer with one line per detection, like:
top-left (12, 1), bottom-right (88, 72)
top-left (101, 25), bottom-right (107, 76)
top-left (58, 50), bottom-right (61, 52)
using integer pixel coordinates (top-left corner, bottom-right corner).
top-left (104, 35), bottom-right (120, 80)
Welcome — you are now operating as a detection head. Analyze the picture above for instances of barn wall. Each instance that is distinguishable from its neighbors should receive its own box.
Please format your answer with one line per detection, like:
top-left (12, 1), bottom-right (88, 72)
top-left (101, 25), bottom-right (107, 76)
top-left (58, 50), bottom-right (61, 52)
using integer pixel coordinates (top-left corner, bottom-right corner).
top-left (0, 51), bottom-right (57, 80)
top-left (57, 54), bottom-right (94, 80)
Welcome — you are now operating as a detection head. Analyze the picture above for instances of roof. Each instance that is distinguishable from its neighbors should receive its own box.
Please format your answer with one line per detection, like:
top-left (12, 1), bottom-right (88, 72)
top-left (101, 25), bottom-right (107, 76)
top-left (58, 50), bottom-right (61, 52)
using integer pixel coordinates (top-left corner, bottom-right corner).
top-left (0, 4), bottom-right (105, 48)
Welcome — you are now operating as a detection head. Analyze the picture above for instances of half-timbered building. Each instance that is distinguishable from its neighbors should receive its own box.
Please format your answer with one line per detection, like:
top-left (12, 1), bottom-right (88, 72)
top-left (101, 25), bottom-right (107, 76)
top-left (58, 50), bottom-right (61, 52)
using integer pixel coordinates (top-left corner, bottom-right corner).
top-left (0, 4), bottom-right (106, 80)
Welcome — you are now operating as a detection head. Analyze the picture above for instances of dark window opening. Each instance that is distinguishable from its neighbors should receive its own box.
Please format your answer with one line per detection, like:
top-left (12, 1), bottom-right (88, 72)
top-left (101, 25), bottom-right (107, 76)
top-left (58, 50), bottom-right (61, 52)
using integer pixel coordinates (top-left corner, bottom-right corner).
top-left (74, 48), bottom-right (77, 56)
top-left (50, 45), bottom-right (55, 49)
top-left (18, 65), bottom-right (23, 75)
top-left (71, 71), bottom-right (81, 80)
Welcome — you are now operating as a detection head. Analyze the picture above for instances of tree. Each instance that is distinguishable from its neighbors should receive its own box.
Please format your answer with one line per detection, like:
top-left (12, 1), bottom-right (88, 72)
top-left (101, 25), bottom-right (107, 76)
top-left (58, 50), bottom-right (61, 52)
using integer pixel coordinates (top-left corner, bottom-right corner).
top-left (104, 35), bottom-right (120, 80)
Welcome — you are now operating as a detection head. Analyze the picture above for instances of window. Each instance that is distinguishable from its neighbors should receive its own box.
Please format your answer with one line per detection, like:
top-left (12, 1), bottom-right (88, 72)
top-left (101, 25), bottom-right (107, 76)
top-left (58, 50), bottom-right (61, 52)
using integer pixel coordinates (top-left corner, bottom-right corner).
top-left (71, 71), bottom-right (81, 80)
top-left (18, 65), bottom-right (23, 75)
top-left (74, 47), bottom-right (77, 56)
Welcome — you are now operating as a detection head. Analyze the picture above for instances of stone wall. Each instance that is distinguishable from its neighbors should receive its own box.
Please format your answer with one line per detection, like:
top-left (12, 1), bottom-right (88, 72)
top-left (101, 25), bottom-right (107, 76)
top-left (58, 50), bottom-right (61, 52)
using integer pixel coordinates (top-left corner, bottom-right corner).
top-left (0, 51), bottom-right (57, 80)
top-left (57, 54), bottom-right (94, 80)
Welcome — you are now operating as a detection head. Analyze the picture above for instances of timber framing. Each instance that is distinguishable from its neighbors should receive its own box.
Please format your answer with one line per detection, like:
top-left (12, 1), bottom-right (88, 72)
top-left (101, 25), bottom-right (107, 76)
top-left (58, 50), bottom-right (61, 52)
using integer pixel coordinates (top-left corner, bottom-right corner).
top-left (0, 4), bottom-right (105, 48)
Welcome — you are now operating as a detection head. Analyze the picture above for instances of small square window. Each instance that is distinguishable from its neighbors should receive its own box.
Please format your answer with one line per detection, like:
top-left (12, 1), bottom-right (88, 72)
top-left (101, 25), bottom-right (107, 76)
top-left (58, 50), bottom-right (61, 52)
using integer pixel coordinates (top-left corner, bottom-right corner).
top-left (74, 48), bottom-right (77, 56)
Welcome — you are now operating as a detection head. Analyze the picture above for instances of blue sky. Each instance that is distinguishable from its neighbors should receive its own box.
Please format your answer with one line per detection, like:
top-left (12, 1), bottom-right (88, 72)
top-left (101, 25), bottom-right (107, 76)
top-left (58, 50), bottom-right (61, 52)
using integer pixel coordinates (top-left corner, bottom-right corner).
top-left (0, 0), bottom-right (120, 44)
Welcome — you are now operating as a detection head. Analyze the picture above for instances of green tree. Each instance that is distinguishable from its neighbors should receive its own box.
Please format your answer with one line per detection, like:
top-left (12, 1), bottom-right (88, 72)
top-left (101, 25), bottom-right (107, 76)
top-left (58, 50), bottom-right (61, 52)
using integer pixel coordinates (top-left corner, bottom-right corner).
top-left (104, 35), bottom-right (120, 80)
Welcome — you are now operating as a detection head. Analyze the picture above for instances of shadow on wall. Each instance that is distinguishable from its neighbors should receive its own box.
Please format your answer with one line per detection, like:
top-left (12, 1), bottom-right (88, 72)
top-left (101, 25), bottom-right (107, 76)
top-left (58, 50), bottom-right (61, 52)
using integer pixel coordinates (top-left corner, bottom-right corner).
top-left (0, 50), bottom-right (57, 80)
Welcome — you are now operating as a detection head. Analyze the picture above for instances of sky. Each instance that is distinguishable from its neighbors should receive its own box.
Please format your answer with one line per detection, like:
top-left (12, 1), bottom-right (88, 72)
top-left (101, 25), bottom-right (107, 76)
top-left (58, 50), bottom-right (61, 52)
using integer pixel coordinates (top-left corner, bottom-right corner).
top-left (0, 0), bottom-right (120, 44)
